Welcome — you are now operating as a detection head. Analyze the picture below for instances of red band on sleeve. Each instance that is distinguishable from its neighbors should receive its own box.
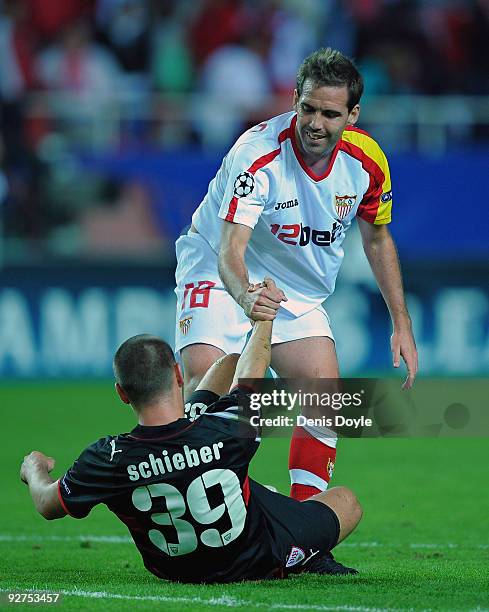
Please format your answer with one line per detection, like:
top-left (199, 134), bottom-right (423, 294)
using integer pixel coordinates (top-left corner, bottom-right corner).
top-left (230, 383), bottom-right (256, 394)
top-left (57, 479), bottom-right (73, 516)
top-left (225, 196), bottom-right (239, 222)
top-left (242, 474), bottom-right (250, 506)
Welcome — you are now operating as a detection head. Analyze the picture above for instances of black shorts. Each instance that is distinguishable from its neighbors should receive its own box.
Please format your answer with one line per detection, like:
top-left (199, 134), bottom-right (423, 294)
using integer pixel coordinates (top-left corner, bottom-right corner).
top-left (249, 480), bottom-right (340, 576)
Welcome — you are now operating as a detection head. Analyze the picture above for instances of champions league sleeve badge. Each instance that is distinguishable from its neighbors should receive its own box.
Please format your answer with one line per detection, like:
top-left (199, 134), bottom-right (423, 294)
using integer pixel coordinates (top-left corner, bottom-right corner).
top-left (233, 171), bottom-right (255, 198)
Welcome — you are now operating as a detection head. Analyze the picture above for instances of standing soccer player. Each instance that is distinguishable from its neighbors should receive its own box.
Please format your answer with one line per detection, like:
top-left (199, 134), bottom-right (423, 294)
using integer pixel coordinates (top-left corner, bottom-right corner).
top-left (175, 48), bottom-right (417, 505)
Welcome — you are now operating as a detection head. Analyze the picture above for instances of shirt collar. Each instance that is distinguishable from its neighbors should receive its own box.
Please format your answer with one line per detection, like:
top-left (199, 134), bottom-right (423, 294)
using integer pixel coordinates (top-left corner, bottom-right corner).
top-left (129, 418), bottom-right (192, 440)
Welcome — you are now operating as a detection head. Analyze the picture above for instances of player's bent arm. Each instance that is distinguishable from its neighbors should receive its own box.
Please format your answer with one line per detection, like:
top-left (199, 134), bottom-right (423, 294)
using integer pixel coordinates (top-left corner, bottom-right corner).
top-left (195, 353), bottom-right (240, 397)
top-left (218, 221), bottom-right (253, 307)
top-left (231, 320), bottom-right (272, 388)
top-left (219, 222), bottom-right (287, 320)
top-left (20, 451), bottom-right (67, 520)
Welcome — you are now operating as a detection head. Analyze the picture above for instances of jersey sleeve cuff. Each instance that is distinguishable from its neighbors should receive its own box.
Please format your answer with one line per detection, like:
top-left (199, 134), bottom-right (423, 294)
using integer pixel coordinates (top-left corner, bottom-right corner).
top-left (218, 209), bottom-right (261, 229)
top-left (186, 389), bottom-right (220, 406)
top-left (57, 479), bottom-right (74, 516)
top-left (357, 209), bottom-right (392, 225)
top-left (230, 383), bottom-right (257, 395)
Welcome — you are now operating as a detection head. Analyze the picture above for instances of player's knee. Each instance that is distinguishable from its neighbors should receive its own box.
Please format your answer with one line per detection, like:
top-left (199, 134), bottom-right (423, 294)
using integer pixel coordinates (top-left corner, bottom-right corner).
top-left (181, 349), bottom-right (215, 395)
top-left (341, 486), bottom-right (362, 525)
top-left (182, 344), bottom-right (224, 368)
top-left (182, 348), bottom-right (237, 396)
top-left (184, 374), bottom-right (202, 397)
top-left (333, 486), bottom-right (362, 525)
top-left (351, 492), bottom-right (362, 526)
top-left (182, 365), bottom-right (207, 396)
top-left (182, 354), bottom-right (208, 379)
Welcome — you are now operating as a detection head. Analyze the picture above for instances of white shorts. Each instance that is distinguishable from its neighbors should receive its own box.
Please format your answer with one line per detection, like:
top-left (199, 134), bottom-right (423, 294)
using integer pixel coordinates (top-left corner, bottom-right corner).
top-left (174, 231), bottom-right (334, 356)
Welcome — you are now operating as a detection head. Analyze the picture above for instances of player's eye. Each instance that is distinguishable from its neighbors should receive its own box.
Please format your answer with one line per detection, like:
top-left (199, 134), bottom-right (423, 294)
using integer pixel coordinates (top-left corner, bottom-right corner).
top-left (301, 103), bottom-right (314, 113)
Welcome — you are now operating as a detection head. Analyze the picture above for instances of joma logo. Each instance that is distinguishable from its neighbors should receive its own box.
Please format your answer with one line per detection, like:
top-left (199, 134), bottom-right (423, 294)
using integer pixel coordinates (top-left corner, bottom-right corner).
top-left (274, 199), bottom-right (299, 210)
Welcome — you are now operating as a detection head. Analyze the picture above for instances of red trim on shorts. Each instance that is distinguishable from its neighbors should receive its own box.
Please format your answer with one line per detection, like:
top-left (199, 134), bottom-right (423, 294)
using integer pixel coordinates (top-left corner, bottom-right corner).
top-left (224, 123), bottom-right (292, 222)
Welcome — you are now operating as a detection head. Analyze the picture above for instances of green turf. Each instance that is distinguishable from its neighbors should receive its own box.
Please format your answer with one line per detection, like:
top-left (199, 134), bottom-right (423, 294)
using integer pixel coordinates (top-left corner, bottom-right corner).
top-left (1, 382), bottom-right (488, 611)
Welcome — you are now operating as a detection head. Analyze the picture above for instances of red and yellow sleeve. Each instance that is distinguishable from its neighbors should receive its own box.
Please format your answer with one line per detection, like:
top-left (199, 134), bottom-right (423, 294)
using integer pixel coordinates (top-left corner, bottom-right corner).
top-left (341, 129), bottom-right (393, 225)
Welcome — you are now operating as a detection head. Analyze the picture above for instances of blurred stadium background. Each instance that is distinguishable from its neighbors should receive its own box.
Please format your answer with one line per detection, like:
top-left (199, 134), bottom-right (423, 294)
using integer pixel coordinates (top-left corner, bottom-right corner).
top-left (0, 0), bottom-right (488, 380)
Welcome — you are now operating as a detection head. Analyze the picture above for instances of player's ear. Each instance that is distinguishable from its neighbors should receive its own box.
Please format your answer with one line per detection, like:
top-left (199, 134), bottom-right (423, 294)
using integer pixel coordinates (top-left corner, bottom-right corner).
top-left (115, 383), bottom-right (131, 405)
top-left (347, 104), bottom-right (360, 126)
top-left (293, 89), bottom-right (299, 111)
top-left (174, 363), bottom-right (184, 389)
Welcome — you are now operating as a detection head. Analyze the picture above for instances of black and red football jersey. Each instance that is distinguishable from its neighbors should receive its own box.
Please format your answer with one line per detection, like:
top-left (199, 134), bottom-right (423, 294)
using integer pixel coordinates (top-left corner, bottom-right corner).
top-left (58, 387), bottom-right (278, 583)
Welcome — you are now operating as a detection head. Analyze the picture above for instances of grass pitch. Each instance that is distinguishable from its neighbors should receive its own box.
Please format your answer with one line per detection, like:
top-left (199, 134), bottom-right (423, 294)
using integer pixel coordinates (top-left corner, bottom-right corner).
top-left (1, 381), bottom-right (488, 611)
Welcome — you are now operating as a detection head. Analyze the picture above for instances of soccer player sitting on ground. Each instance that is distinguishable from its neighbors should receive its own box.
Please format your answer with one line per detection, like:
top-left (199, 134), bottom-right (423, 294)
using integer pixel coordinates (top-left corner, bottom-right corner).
top-left (20, 280), bottom-right (362, 582)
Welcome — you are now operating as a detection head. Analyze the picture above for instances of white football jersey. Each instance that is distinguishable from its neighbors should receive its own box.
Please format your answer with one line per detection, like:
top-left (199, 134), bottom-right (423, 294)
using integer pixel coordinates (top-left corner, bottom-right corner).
top-left (192, 111), bottom-right (392, 316)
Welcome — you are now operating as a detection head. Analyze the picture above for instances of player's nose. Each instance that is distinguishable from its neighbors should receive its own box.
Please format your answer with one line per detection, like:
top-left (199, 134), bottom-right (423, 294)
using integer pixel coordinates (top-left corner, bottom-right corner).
top-left (309, 111), bottom-right (324, 131)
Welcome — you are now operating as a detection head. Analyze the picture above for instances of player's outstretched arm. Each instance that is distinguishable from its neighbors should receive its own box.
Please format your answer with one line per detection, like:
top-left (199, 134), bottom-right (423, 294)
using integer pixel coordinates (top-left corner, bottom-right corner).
top-left (194, 353), bottom-right (241, 397)
top-left (20, 451), bottom-right (67, 520)
top-left (358, 218), bottom-right (418, 389)
top-left (231, 281), bottom-right (274, 387)
top-left (218, 221), bottom-right (287, 321)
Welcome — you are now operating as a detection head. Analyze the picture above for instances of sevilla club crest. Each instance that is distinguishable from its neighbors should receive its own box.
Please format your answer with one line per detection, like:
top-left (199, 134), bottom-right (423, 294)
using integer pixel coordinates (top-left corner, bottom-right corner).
top-left (179, 316), bottom-right (193, 335)
top-left (334, 194), bottom-right (357, 219)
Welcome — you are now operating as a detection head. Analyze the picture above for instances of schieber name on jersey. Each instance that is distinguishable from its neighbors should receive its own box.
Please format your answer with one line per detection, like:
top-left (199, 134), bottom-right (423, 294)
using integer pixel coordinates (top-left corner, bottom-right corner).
top-left (127, 443), bottom-right (224, 481)
top-left (270, 221), bottom-right (342, 247)
top-left (191, 111), bottom-right (393, 316)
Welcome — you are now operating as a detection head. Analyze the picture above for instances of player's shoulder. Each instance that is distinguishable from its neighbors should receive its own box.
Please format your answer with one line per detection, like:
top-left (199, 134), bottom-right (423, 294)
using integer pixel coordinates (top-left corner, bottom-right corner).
top-left (340, 126), bottom-right (388, 166)
top-left (184, 389), bottom-right (220, 421)
top-left (231, 112), bottom-right (295, 158)
top-left (79, 433), bottom-right (129, 462)
top-left (196, 386), bottom-right (251, 421)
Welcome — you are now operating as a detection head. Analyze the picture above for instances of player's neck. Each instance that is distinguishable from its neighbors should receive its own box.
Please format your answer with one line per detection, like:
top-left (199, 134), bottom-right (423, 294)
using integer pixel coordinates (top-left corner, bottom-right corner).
top-left (303, 151), bottom-right (332, 175)
top-left (137, 389), bottom-right (184, 426)
top-left (294, 135), bottom-right (332, 175)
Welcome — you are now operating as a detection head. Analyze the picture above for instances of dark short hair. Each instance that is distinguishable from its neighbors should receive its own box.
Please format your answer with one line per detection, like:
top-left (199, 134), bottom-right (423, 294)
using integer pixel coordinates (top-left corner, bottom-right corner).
top-left (296, 48), bottom-right (364, 111)
top-left (113, 334), bottom-right (176, 406)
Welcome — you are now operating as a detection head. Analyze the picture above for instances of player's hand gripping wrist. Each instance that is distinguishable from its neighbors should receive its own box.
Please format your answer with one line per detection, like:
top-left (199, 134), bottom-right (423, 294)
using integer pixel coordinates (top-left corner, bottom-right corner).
top-left (240, 277), bottom-right (287, 321)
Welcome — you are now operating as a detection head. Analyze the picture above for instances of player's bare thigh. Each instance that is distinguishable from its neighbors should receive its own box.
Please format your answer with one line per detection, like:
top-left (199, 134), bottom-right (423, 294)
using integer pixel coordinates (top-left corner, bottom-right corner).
top-left (271, 336), bottom-right (340, 378)
top-left (181, 344), bottom-right (225, 397)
